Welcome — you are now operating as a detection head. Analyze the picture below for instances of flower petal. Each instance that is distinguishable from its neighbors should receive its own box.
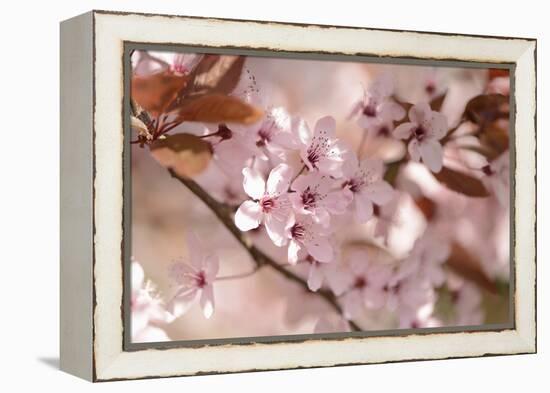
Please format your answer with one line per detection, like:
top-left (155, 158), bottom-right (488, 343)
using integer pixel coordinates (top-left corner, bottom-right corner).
top-left (235, 201), bottom-right (262, 231)
top-left (265, 215), bottom-right (288, 247)
top-left (393, 122), bottom-right (416, 139)
top-left (408, 139), bottom-right (421, 162)
top-left (360, 158), bottom-right (384, 178)
top-left (242, 167), bottom-right (266, 200)
top-left (342, 290), bottom-right (363, 319)
top-left (385, 100), bottom-right (406, 121)
top-left (292, 116), bottom-right (312, 146)
top-left (317, 156), bottom-right (343, 177)
top-left (348, 100), bottom-right (364, 120)
top-left (167, 287), bottom-right (197, 318)
top-left (200, 285), bottom-right (215, 319)
top-left (363, 180), bottom-right (394, 205)
top-left (133, 51), bottom-right (170, 76)
top-left (314, 116), bottom-right (336, 139)
top-left (305, 239), bottom-right (334, 263)
top-left (409, 102), bottom-right (431, 124)
top-left (369, 72), bottom-right (394, 98)
top-left (324, 190), bottom-right (351, 214)
top-left (363, 287), bottom-right (386, 309)
top-left (270, 129), bottom-right (298, 149)
top-left (341, 151), bottom-right (359, 178)
top-left (357, 115), bottom-right (378, 130)
top-left (307, 264), bottom-right (324, 292)
top-left (313, 208), bottom-right (331, 227)
top-left (419, 139), bottom-right (443, 173)
top-left (290, 173), bottom-right (310, 193)
top-left (427, 111), bottom-right (448, 140)
top-left (354, 193), bottom-right (374, 223)
top-left (267, 163), bottom-right (293, 196)
top-left (288, 239), bottom-right (302, 264)
top-left (131, 261), bottom-right (145, 289)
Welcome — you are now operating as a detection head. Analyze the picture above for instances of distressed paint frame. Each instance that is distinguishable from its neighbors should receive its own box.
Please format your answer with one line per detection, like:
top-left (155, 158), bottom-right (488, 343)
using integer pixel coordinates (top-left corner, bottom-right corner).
top-left (60, 10), bottom-right (536, 382)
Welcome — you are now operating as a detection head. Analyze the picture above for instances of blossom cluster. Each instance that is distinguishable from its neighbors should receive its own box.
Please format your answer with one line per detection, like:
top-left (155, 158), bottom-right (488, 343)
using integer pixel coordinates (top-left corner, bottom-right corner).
top-left (130, 51), bottom-right (509, 342)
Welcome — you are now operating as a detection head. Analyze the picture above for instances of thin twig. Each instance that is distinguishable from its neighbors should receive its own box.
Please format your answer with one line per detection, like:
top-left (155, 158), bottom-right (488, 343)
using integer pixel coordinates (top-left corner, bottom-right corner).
top-left (216, 265), bottom-right (262, 281)
top-left (167, 169), bottom-right (361, 331)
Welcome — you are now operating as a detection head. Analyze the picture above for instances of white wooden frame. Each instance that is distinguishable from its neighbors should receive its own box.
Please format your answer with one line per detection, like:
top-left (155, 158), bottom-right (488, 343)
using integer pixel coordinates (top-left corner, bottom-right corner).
top-left (60, 10), bottom-right (536, 382)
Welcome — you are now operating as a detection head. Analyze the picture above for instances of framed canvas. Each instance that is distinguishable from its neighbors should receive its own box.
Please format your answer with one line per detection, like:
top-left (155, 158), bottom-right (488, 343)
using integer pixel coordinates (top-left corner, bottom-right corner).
top-left (60, 10), bottom-right (537, 382)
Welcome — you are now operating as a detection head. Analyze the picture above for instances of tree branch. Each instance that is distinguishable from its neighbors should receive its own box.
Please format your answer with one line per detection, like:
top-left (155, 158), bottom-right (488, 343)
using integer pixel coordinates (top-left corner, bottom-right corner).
top-left (167, 168), bottom-right (361, 331)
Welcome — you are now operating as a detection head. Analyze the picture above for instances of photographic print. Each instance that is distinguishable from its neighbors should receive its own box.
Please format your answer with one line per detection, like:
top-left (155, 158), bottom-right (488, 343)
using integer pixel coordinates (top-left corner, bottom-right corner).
top-left (127, 49), bottom-right (512, 345)
top-left (60, 11), bottom-right (536, 380)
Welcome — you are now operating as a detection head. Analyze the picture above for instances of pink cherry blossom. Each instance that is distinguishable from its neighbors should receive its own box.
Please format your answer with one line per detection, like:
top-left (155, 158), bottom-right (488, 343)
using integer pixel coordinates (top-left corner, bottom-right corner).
top-left (401, 231), bottom-right (451, 288)
top-left (284, 213), bottom-right (334, 264)
top-left (384, 240), bottom-right (442, 313)
top-left (131, 260), bottom-right (171, 342)
top-left (369, 119), bottom-right (399, 139)
top-left (197, 162), bottom-right (248, 206)
top-left (171, 53), bottom-right (203, 75)
top-left (398, 303), bottom-right (441, 329)
top-left (231, 84), bottom-right (298, 162)
top-left (420, 68), bottom-right (447, 101)
top-left (447, 273), bottom-right (484, 326)
top-left (132, 51), bottom-right (170, 77)
top-left (132, 51), bottom-right (202, 77)
top-left (393, 103), bottom-right (448, 172)
top-left (205, 123), bottom-right (257, 175)
top-left (349, 74), bottom-right (405, 133)
top-left (337, 250), bottom-right (393, 319)
top-left (480, 151), bottom-right (509, 206)
top-left (240, 106), bottom-right (298, 162)
top-left (302, 254), bottom-right (332, 292)
top-left (235, 163), bottom-right (293, 246)
top-left (289, 172), bottom-right (349, 227)
top-left (373, 193), bottom-right (400, 241)
top-left (340, 153), bottom-right (394, 223)
top-left (168, 232), bottom-right (219, 319)
top-left (384, 273), bottom-right (436, 314)
top-left (292, 116), bottom-right (346, 177)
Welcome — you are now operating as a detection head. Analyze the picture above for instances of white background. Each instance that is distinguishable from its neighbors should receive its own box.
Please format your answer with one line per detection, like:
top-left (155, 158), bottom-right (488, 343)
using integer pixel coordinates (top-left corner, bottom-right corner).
top-left (0, 0), bottom-right (545, 391)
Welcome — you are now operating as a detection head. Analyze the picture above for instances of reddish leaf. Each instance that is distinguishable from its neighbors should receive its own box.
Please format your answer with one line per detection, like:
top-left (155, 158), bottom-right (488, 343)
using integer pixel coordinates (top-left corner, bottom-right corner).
top-left (433, 167), bottom-right (490, 197)
top-left (447, 243), bottom-right (497, 293)
top-left (488, 68), bottom-right (509, 80)
top-left (150, 133), bottom-right (212, 178)
top-left (132, 71), bottom-right (189, 116)
top-left (195, 56), bottom-right (245, 95)
top-left (429, 93), bottom-right (446, 112)
top-left (464, 94), bottom-right (509, 125)
top-left (191, 55), bottom-right (220, 76)
top-left (415, 196), bottom-right (437, 221)
top-left (177, 94), bottom-right (263, 124)
top-left (458, 144), bottom-right (494, 159)
top-left (479, 122), bottom-right (509, 159)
